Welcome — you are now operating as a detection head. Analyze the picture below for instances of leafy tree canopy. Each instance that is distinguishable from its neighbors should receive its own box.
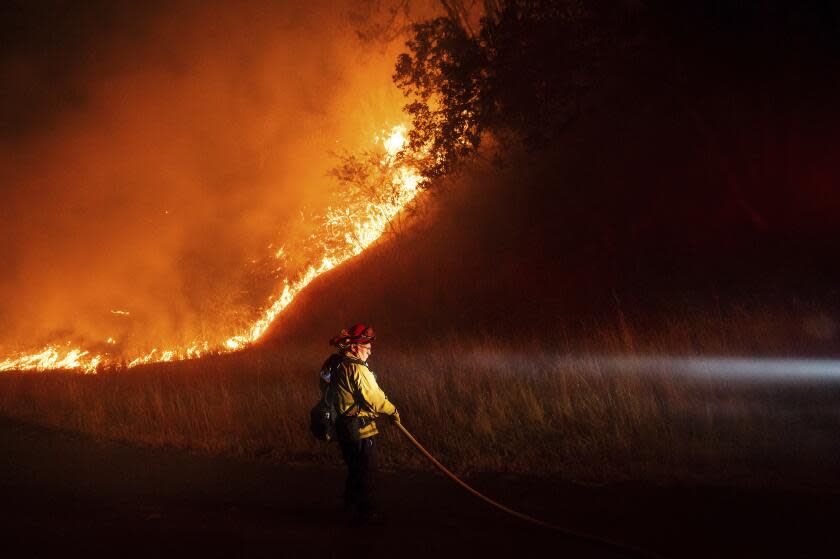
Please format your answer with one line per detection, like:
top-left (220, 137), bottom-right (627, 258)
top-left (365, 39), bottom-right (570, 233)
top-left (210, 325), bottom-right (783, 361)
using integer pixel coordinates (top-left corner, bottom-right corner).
top-left (393, 0), bottom-right (614, 179)
top-left (393, 0), bottom-right (840, 184)
top-left (394, 16), bottom-right (487, 178)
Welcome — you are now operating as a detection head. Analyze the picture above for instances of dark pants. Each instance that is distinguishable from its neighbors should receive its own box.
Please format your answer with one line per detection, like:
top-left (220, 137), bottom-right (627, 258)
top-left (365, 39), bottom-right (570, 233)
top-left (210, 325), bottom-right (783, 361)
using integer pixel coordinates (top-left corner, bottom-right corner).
top-left (336, 418), bottom-right (377, 516)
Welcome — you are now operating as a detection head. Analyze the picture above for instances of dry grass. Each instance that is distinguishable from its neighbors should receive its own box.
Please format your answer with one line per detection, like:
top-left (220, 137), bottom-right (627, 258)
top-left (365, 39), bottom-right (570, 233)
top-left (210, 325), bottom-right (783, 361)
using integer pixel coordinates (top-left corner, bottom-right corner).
top-left (1, 317), bottom-right (838, 489)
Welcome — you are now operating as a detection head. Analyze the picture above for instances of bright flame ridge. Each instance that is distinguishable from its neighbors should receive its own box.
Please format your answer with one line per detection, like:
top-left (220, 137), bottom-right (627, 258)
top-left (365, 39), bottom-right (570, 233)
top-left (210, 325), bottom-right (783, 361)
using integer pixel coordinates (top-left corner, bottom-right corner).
top-left (0, 125), bottom-right (425, 374)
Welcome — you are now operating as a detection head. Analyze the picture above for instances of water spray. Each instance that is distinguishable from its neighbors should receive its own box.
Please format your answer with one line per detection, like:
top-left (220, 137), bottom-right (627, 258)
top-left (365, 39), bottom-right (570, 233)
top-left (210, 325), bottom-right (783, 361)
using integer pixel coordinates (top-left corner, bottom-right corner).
top-left (462, 352), bottom-right (840, 383)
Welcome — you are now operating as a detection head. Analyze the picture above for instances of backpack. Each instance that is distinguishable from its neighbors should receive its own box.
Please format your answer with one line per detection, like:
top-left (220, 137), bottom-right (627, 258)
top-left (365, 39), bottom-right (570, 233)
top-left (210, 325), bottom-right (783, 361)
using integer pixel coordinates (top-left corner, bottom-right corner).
top-left (309, 354), bottom-right (343, 441)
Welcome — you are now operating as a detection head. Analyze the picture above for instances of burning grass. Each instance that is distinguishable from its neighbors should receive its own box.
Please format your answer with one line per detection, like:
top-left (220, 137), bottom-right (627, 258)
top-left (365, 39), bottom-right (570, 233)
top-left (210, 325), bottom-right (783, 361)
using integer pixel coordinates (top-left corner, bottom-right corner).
top-left (0, 125), bottom-right (425, 374)
top-left (1, 317), bottom-right (838, 490)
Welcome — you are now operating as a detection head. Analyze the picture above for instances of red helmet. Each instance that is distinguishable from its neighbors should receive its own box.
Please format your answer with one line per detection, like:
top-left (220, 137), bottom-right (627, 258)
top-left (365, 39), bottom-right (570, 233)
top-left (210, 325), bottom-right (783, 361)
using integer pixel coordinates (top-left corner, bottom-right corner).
top-left (330, 323), bottom-right (376, 348)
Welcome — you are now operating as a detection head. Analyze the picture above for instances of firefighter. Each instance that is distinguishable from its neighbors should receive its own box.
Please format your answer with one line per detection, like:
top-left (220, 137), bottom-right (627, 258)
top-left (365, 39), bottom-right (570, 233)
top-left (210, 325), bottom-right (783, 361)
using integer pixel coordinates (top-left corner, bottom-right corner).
top-left (327, 323), bottom-right (400, 525)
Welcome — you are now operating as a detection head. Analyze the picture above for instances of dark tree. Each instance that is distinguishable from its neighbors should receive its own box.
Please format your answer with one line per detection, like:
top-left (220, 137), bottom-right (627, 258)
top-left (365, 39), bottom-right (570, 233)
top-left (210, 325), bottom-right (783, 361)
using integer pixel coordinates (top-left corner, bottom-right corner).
top-left (393, 0), bottom-right (626, 179)
top-left (394, 17), bottom-right (488, 178)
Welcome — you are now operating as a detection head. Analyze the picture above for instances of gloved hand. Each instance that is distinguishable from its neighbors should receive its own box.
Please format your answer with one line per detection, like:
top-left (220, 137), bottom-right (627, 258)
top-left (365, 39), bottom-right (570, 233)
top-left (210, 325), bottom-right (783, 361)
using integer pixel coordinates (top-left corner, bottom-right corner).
top-left (391, 410), bottom-right (401, 424)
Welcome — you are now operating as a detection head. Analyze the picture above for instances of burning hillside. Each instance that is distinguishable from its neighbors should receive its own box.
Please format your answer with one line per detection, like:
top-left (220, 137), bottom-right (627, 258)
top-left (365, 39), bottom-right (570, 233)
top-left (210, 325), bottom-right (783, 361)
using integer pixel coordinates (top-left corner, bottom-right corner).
top-left (4, 1), bottom-right (840, 371)
top-left (1, 124), bottom-right (425, 373)
top-left (0, 1), bottom-right (443, 373)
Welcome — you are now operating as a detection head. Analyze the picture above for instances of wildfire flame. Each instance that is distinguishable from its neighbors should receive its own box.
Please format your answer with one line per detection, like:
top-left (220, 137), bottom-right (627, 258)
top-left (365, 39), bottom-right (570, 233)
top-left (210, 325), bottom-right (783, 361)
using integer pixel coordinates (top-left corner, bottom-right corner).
top-left (0, 125), bottom-right (425, 374)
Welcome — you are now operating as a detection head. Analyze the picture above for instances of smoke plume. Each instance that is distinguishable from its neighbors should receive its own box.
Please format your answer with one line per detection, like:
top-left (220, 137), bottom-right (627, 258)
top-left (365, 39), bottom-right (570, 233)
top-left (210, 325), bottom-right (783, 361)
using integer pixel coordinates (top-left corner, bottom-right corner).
top-left (0, 0), bottom-right (424, 356)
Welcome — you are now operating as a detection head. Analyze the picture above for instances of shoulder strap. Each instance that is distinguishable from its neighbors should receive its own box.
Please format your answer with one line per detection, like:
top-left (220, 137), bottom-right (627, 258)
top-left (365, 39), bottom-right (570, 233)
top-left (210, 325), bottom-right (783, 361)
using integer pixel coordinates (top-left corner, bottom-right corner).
top-left (335, 355), bottom-right (372, 416)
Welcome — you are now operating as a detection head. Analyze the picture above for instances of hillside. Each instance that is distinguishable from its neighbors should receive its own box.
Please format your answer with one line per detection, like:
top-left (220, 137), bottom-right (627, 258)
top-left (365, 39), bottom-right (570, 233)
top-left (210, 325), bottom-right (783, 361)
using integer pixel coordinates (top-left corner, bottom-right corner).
top-left (261, 57), bottom-right (840, 355)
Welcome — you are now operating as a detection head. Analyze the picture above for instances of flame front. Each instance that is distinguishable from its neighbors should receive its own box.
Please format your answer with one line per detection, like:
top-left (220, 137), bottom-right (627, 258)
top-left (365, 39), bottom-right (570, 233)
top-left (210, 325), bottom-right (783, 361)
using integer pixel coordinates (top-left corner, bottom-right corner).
top-left (0, 125), bottom-right (425, 374)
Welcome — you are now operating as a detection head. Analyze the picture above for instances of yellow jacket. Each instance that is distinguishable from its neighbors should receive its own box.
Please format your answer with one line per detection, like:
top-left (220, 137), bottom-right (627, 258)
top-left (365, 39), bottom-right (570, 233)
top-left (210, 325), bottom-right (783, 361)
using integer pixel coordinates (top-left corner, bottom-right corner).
top-left (332, 355), bottom-right (397, 439)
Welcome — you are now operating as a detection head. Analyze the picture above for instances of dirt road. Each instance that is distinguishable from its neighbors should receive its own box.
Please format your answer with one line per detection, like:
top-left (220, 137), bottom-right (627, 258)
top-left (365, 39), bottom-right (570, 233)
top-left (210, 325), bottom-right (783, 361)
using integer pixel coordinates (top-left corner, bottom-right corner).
top-left (0, 415), bottom-right (836, 558)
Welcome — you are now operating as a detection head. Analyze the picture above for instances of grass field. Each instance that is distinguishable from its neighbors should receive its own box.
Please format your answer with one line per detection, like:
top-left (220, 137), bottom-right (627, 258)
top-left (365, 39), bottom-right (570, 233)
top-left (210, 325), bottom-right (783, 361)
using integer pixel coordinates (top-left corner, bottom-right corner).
top-left (1, 311), bottom-right (838, 490)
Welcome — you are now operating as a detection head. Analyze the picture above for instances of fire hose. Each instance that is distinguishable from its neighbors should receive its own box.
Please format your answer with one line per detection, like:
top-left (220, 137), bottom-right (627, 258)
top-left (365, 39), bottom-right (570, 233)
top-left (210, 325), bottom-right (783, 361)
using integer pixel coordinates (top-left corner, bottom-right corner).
top-left (392, 420), bottom-right (667, 559)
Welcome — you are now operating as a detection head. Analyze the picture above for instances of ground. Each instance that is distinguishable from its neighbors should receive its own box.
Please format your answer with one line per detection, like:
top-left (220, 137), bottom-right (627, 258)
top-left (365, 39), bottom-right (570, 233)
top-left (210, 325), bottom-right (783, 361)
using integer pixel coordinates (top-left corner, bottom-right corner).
top-left (0, 415), bottom-right (836, 558)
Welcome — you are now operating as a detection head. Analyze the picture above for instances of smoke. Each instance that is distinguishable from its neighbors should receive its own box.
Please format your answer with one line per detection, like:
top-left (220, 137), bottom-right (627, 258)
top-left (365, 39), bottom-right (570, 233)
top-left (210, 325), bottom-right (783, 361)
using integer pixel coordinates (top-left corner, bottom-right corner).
top-left (0, 1), bottom-right (428, 355)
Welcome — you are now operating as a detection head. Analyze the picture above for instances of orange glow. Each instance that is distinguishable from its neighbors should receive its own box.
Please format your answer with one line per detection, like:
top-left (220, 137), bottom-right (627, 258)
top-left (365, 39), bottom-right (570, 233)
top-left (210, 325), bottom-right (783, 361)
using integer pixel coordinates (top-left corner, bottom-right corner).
top-left (0, 125), bottom-right (425, 374)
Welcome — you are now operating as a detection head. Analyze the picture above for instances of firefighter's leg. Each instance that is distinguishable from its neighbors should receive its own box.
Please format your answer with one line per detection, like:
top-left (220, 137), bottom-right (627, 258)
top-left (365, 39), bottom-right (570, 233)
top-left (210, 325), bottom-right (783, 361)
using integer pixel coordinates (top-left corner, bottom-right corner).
top-left (339, 437), bottom-right (361, 509)
top-left (355, 436), bottom-right (378, 519)
top-left (337, 417), bottom-right (361, 509)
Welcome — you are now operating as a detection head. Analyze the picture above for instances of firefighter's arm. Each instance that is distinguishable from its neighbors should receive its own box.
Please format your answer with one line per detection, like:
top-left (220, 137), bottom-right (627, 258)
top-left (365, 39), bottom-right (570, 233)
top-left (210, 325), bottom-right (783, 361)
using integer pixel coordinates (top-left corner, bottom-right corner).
top-left (354, 365), bottom-right (397, 417)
